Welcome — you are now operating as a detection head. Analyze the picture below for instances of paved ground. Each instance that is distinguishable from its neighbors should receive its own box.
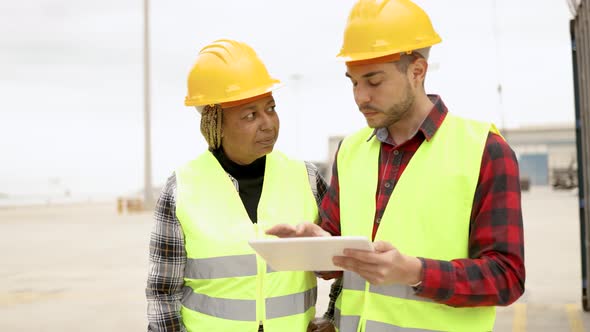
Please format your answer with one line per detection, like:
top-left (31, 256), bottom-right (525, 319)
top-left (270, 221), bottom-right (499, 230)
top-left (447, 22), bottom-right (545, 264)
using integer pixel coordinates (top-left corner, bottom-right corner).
top-left (0, 186), bottom-right (588, 331)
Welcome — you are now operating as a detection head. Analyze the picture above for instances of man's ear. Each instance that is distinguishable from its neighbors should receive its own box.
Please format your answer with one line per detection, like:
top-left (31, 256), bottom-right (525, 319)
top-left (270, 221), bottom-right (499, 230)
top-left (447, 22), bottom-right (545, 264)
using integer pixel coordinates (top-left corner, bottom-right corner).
top-left (409, 58), bottom-right (428, 87)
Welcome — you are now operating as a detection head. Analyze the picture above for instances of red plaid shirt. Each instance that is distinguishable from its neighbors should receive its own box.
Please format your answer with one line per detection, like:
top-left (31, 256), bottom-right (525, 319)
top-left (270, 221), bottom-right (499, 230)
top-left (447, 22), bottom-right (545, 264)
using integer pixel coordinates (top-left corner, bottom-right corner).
top-left (320, 95), bottom-right (525, 307)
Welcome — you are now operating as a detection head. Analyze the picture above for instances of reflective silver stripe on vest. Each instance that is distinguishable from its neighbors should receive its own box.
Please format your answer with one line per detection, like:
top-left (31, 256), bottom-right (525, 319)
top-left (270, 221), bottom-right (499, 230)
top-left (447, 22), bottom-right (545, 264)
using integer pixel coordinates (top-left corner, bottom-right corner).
top-left (342, 271), bottom-right (366, 291)
top-left (334, 307), bottom-right (360, 332)
top-left (266, 287), bottom-right (317, 319)
top-left (336, 309), bottom-right (436, 332)
top-left (342, 271), bottom-right (432, 303)
top-left (181, 286), bottom-right (256, 321)
top-left (185, 254), bottom-right (257, 279)
top-left (369, 284), bottom-right (433, 303)
top-left (365, 320), bottom-right (435, 331)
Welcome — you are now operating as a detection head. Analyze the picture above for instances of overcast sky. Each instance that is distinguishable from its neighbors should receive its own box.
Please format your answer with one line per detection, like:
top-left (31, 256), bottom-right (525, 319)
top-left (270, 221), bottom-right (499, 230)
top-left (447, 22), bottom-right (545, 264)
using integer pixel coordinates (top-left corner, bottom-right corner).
top-left (0, 0), bottom-right (576, 197)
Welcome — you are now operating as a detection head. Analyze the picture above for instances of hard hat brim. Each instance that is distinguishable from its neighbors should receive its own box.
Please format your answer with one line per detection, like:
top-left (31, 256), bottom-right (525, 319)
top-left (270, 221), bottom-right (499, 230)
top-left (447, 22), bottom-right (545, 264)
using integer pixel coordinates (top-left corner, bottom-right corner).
top-left (186, 81), bottom-right (283, 109)
top-left (336, 36), bottom-right (442, 63)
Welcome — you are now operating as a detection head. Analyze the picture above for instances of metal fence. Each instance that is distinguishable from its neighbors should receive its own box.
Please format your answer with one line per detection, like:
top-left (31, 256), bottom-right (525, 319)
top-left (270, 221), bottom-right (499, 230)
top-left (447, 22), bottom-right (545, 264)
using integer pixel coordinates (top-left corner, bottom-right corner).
top-left (570, 0), bottom-right (590, 311)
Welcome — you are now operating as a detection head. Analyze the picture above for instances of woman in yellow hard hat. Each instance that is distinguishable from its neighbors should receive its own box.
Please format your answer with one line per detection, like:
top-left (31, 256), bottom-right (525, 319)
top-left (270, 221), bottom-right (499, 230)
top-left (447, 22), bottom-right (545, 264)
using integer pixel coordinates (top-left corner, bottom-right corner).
top-left (146, 39), bottom-right (328, 332)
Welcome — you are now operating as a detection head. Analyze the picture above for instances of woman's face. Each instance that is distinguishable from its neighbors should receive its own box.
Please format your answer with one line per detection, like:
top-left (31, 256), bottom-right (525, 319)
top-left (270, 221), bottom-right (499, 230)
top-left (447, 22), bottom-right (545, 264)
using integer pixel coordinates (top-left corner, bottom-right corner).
top-left (221, 95), bottom-right (280, 165)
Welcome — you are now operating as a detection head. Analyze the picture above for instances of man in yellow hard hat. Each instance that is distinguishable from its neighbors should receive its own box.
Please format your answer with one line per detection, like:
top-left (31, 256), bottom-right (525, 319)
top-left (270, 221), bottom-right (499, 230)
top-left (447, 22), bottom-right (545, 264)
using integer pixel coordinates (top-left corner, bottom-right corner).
top-left (146, 39), bottom-right (329, 332)
top-left (267, 0), bottom-right (526, 330)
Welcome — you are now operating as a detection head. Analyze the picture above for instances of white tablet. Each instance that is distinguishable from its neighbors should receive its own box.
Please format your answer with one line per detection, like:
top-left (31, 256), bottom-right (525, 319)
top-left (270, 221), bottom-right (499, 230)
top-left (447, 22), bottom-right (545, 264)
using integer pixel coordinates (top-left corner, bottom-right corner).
top-left (248, 236), bottom-right (373, 271)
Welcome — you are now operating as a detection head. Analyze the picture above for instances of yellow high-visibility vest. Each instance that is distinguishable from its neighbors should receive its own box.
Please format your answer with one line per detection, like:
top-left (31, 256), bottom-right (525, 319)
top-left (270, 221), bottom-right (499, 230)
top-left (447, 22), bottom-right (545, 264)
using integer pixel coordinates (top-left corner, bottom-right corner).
top-left (176, 150), bottom-right (318, 331)
top-left (335, 114), bottom-right (498, 332)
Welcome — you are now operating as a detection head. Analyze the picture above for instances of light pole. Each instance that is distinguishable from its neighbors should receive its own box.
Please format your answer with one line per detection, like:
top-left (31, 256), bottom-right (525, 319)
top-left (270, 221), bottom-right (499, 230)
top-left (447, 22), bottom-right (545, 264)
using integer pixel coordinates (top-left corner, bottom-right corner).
top-left (143, 0), bottom-right (154, 209)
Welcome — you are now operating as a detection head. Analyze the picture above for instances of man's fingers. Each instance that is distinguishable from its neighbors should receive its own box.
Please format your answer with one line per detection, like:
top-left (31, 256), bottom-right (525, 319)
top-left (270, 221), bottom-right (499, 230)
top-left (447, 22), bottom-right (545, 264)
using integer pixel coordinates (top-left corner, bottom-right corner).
top-left (341, 248), bottom-right (381, 264)
top-left (332, 256), bottom-right (389, 285)
top-left (333, 256), bottom-right (373, 272)
top-left (372, 240), bottom-right (395, 253)
top-left (295, 223), bottom-right (306, 236)
top-left (295, 223), bottom-right (331, 237)
top-left (265, 224), bottom-right (297, 238)
top-left (266, 223), bottom-right (329, 238)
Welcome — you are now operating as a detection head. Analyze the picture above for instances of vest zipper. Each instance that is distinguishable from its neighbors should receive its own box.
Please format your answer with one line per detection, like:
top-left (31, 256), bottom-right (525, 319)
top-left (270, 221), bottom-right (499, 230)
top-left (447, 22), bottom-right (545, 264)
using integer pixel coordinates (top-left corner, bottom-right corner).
top-left (254, 223), bottom-right (266, 327)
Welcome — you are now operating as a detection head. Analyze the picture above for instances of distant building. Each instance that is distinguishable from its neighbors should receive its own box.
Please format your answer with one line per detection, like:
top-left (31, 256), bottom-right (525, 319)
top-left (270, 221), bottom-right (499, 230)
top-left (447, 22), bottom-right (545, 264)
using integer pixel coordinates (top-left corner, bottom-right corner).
top-left (323, 124), bottom-right (577, 187)
top-left (503, 125), bottom-right (576, 186)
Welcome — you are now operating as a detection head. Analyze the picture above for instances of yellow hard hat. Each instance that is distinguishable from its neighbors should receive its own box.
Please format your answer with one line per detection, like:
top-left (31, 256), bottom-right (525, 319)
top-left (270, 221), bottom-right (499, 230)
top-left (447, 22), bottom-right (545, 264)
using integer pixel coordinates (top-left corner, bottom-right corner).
top-left (337, 0), bottom-right (441, 63)
top-left (185, 39), bottom-right (281, 107)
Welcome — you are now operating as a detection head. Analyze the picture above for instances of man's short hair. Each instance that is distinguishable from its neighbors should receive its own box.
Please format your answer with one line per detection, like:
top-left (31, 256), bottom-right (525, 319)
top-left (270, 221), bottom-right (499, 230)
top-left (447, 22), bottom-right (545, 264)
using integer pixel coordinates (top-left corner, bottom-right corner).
top-left (395, 47), bottom-right (431, 73)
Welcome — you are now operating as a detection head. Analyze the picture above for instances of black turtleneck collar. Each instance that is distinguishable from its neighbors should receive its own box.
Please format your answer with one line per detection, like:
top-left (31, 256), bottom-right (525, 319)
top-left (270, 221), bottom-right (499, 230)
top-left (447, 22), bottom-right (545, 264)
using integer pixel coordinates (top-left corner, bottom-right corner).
top-left (210, 148), bottom-right (266, 223)
top-left (211, 148), bottom-right (266, 180)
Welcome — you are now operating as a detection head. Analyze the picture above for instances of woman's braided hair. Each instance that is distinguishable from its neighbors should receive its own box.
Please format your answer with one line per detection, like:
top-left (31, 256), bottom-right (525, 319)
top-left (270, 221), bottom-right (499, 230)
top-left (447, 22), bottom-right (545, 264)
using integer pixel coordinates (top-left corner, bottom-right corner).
top-left (200, 104), bottom-right (223, 150)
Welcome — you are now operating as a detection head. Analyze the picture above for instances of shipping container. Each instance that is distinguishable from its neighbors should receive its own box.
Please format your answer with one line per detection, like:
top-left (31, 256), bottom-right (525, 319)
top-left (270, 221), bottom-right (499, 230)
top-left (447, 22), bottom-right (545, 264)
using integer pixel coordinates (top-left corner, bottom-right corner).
top-left (570, 0), bottom-right (590, 311)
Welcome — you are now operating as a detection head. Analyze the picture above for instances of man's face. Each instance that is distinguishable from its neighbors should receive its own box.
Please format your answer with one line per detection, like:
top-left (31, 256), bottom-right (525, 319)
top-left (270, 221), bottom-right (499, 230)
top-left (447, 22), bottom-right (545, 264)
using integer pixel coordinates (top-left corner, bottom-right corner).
top-left (345, 61), bottom-right (415, 129)
top-left (221, 95), bottom-right (280, 165)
